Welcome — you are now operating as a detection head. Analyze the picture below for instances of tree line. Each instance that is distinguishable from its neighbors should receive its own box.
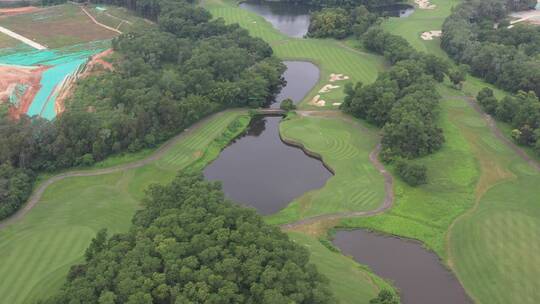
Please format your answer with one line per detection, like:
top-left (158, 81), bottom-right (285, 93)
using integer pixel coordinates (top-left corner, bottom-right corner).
top-left (0, 0), bottom-right (284, 220)
top-left (342, 26), bottom-right (453, 185)
top-left (39, 173), bottom-right (336, 304)
top-left (477, 88), bottom-right (540, 155)
top-left (441, 0), bottom-right (540, 96)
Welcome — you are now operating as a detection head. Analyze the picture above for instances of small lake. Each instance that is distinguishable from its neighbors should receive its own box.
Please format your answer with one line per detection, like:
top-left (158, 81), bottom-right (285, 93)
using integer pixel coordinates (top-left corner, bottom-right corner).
top-left (374, 4), bottom-right (415, 18)
top-left (239, 0), bottom-right (313, 37)
top-left (204, 60), bottom-right (330, 215)
top-left (332, 230), bottom-right (472, 304)
top-left (239, 1), bottom-right (415, 38)
top-left (271, 61), bottom-right (319, 108)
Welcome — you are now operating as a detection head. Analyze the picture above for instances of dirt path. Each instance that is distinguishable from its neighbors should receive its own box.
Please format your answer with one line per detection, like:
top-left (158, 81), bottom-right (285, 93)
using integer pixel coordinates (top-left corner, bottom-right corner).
top-left (0, 25), bottom-right (47, 50)
top-left (282, 111), bottom-right (394, 230)
top-left (79, 6), bottom-right (122, 34)
top-left (0, 112), bottom-right (228, 230)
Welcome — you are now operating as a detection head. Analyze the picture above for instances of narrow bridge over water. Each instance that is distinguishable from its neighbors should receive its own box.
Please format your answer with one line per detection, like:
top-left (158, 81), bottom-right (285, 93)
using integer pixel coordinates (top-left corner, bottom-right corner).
top-left (253, 108), bottom-right (287, 116)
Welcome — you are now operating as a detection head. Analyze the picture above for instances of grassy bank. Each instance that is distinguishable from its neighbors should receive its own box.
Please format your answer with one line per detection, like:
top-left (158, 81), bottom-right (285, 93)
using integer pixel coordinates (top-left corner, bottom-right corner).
top-left (267, 112), bottom-right (384, 225)
top-left (204, 0), bottom-right (385, 109)
top-left (0, 110), bottom-right (249, 304)
top-left (343, 0), bottom-right (540, 302)
top-left (289, 232), bottom-right (395, 303)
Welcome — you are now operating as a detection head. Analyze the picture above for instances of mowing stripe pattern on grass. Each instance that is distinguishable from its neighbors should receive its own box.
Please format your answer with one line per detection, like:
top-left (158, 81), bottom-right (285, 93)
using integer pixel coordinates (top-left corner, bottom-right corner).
top-left (0, 110), bottom-right (247, 303)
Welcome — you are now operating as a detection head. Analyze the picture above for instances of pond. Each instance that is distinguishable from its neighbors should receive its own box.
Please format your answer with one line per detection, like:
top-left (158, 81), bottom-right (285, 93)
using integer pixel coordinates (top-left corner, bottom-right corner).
top-left (332, 230), bottom-right (472, 304)
top-left (373, 4), bottom-right (415, 18)
top-left (239, 0), bottom-right (313, 37)
top-left (239, 0), bottom-right (415, 38)
top-left (271, 61), bottom-right (319, 108)
top-left (203, 60), bottom-right (330, 215)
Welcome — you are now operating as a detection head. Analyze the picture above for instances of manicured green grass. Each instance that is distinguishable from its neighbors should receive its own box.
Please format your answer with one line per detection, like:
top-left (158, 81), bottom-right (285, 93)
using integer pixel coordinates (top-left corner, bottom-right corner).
top-left (382, 0), bottom-right (459, 57)
top-left (0, 110), bottom-right (248, 304)
top-left (340, 88), bottom-right (479, 258)
top-left (288, 232), bottom-right (396, 304)
top-left (203, 0), bottom-right (386, 110)
top-left (267, 112), bottom-right (385, 225)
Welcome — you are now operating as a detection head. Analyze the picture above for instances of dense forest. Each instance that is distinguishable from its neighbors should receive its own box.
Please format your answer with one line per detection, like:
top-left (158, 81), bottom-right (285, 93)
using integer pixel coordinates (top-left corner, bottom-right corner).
top-left (0, 0), bottom-right (284, 220)
top-left (40, 173), bottom-right (336, 303)
top-left (442, 0), bottom-right (540, 155)
top-left (441, 0), bottom-right (540, 96)
top-left (343, 26), bottom-right (448, 162)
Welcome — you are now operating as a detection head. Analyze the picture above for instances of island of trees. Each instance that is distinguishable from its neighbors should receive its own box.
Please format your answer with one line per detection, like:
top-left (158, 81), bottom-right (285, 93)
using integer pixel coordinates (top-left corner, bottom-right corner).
top-left (39, 173), bottom-right (335, 303)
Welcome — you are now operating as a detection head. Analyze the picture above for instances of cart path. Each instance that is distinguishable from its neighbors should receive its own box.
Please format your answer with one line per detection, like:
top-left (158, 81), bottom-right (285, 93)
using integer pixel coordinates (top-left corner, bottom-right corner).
top-left (461, 95), bottom-right (540, 171)
top-left (0, 112), bottom-right (229, 230)
top-left (282, 110), bottom-right (394, 230)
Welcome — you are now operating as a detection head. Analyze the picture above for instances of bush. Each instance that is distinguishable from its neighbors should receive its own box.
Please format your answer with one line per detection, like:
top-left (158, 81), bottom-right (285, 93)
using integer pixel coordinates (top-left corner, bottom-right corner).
top-left (370, 289), bottom-right (398, 304)
top-left (395, 158), bottom-right (427, 186)
top-left (280, 98), bottom-right (297, 111)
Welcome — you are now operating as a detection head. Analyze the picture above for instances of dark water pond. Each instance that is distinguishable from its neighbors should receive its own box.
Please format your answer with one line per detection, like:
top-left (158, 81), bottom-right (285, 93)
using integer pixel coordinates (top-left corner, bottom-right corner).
top-left (271, 61), bottom-right (319, 108)
top-left (204, 60), bottom-right (329, 215)
top-left (239, 0), bottom-right (313, 37)
top-left (203, 116), bottom-right (332, 214)
top-left (374, 4), bottom-right (415, 18)
top-left (239, 1), bottom-right (414, 38)
top-left (332, 230), bottom-right (472, 304)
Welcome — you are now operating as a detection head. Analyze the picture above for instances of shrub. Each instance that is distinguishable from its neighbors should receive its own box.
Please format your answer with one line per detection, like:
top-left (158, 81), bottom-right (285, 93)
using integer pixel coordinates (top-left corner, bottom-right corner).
top-left (280, 98), bottom-right (297, 111)
top-left (395, 158), bottom-right (428, 186)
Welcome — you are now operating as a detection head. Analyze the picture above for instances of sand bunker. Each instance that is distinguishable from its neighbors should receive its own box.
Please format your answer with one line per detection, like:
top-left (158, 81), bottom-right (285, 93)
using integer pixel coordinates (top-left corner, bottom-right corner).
top-left (0, 6), bottom-right (40, 17)
top-left (421, 30), bottom-right (442, 40)
top-left (310, 95), bottom-right (326, 107)
top-left (329, 73), bottom-right (349, 82)
top-left (319, 84), bottom-right (340, 93)
top-left (415, 0), bottom-right (436, 9)
top-left (509, 10), bottom-right (540, 27)
top-left (0, 64), bottom-right (46, 118)
top-left (332, 102), bottom-right (342, 106)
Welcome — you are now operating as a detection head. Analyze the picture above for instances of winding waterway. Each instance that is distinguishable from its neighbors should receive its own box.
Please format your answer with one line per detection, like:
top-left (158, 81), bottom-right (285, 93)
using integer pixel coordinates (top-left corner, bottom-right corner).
top-left (333, 230), bottom-right (472, 304)
top-left (207, 2), bottom-right (468, 303)
top-left (203, 60), bottom-right (329, 215)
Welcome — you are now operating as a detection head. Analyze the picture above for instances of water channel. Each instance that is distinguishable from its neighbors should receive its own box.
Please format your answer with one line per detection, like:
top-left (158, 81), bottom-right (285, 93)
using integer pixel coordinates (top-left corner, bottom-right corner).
top-left (206, 2), bottom-right (468, 303)
top-left (203, 60), bottom-right (328, 215)
top-left (333, 230), bottom-right (472, 304)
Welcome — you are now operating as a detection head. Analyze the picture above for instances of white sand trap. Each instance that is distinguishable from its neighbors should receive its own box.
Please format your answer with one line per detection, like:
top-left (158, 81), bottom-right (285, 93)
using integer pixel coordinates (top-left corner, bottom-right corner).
top-left (415, 0), bottom-right (436, 9)
top-left (332, 102), bottom-right (342, 106)
top-left (421, 30), bottom-right (442, 40)
top-left (329, 73), bottom-right (350, 82)
top-left (310, 95), bottom-right (326, 107)
top-left (319, 84), bottom-right (340, 93)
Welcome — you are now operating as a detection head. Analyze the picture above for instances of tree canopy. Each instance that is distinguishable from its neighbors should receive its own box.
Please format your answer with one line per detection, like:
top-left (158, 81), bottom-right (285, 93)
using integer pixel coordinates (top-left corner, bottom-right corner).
top-left (0, 0), bottom-right (284, 220)
top-left (342, 26), bottom-right (447, 159)
top-left (441, 0), bottom-right (540, 96)
top-left (41, 173), bottom-right (336, 304)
